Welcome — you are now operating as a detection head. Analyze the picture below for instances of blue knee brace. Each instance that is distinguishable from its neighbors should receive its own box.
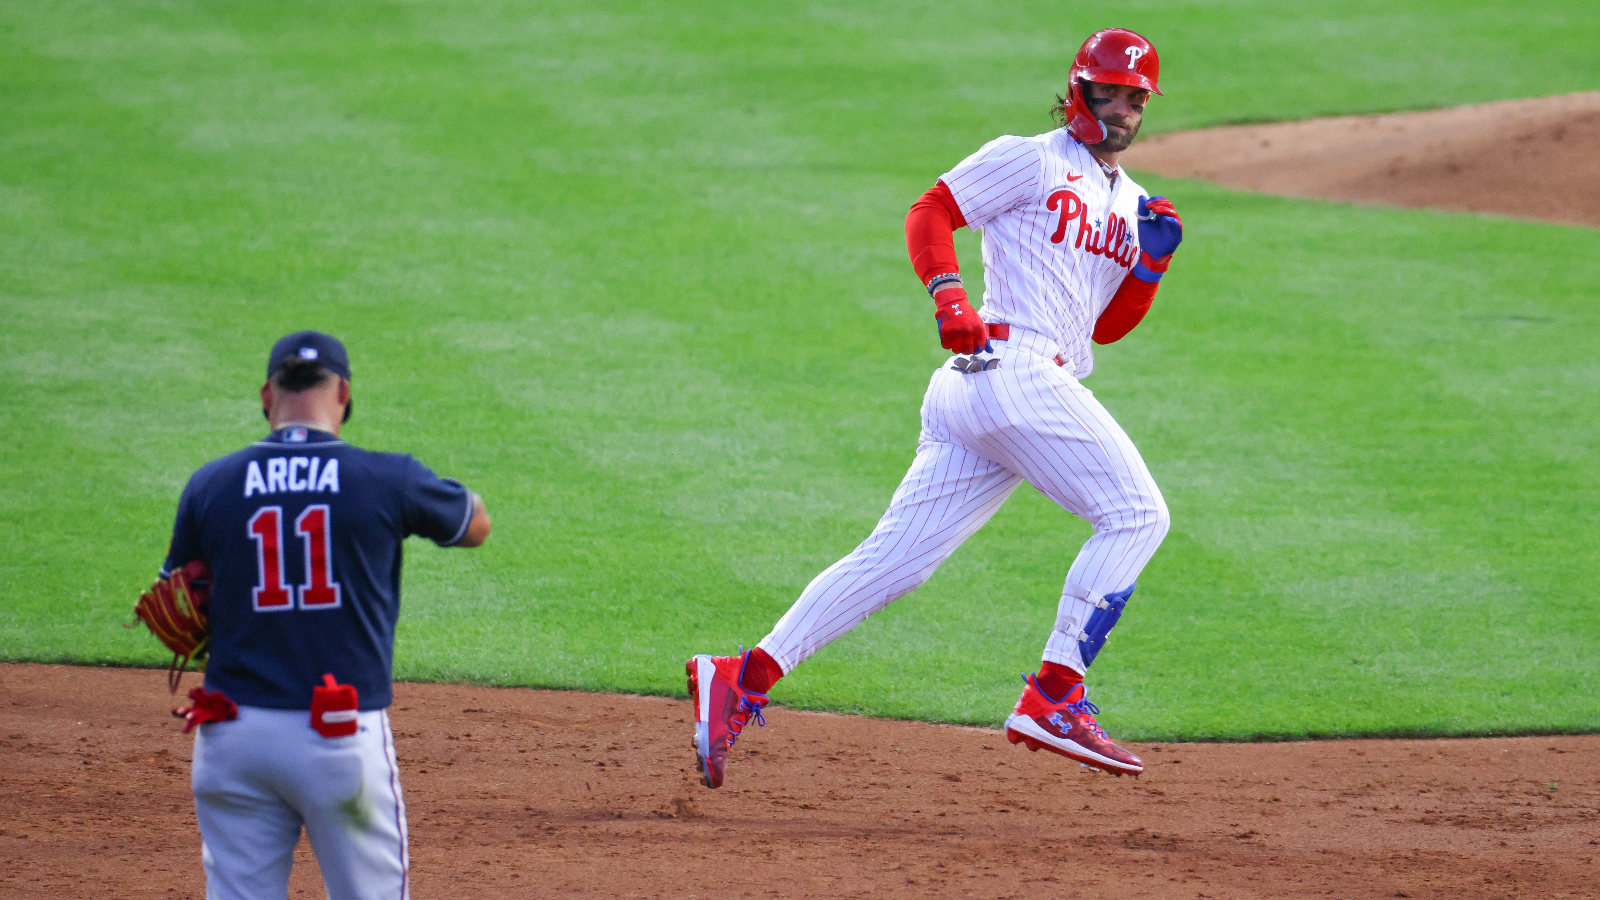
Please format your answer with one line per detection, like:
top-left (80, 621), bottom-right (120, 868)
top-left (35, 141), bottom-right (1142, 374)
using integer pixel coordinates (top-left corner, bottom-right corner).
top-left (1054, 582), bottom-right (1136, 668)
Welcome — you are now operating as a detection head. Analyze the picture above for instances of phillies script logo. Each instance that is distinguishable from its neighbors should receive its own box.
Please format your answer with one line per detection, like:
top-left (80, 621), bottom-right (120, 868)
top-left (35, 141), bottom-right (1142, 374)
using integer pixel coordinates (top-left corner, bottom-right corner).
top-left (1047, 189), bottom-right (1135, 267)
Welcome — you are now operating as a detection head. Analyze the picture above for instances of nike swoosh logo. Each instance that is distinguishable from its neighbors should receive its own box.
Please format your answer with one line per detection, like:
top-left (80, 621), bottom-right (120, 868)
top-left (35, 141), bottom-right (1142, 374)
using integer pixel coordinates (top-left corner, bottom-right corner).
top-left (1066, 174), bottom-right (1083, 182)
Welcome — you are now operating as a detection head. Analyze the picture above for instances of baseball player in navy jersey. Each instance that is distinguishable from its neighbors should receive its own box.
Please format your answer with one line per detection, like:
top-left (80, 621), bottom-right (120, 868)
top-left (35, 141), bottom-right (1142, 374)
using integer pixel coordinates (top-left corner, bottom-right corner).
top-left (688, 28), bottom-right (1184, 787)
top-left (160, 331), bottom-right (490, 900)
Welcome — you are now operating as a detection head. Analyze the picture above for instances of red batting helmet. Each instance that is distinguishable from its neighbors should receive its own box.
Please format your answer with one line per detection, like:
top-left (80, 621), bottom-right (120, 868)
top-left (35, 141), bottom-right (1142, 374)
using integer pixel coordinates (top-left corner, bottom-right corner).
top-left (1065, 28), bottom-right (1161, 144)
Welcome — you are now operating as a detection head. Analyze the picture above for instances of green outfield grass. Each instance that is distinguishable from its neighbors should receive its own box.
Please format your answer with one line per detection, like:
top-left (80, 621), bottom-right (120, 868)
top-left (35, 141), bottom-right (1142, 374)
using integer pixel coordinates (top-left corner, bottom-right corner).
top-left (1, 1), bottom-right (1596, 739)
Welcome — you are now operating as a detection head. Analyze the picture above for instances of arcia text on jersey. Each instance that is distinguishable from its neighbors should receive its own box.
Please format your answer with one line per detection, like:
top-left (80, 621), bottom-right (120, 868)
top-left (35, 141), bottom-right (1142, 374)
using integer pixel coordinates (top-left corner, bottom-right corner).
top-left (244, 457), bottom-right (340, 498)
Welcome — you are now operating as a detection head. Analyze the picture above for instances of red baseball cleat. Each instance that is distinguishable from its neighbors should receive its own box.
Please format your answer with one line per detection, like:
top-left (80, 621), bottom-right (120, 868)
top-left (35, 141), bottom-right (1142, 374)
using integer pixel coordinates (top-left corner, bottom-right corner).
top-left (686, 651), bottom-right (769, 789)
top-left (1004, 674), bottom-right (1143, 776)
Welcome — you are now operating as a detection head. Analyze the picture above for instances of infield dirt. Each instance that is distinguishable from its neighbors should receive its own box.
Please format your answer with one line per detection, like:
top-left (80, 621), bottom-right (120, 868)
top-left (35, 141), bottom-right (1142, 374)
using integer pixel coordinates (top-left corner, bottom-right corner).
top-left (1124, 92), bottom-right (1600, 227)
top-left (3, 664), bottom-right (1596, 899)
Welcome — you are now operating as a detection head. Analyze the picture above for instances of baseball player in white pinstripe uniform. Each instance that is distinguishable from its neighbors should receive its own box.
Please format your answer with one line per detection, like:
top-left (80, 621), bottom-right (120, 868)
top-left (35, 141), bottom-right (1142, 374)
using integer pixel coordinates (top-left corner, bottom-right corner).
top-left (688, 28), bottom-right (1185, 786)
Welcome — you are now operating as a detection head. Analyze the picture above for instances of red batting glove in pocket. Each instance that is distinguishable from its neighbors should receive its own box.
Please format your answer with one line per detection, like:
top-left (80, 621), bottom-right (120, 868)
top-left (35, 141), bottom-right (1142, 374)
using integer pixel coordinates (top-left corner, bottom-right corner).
top-left (311, 673), bottom-right (360, 738)
top-left (173, 687), bottom-right (238, 735)
top-left (934, 289), bottom-right (988, 354)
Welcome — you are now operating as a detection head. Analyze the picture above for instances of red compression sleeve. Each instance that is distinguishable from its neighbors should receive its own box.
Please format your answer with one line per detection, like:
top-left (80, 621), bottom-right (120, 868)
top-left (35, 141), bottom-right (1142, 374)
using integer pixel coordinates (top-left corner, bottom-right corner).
top-left (739, 648), bottom-right (784, 694)
top-left (1035, 661), bottom-right (1084, 698)
top-left (906, 181), bottom-right (968, 287)
top-left (1093, 272), bottom-right (1161, 344)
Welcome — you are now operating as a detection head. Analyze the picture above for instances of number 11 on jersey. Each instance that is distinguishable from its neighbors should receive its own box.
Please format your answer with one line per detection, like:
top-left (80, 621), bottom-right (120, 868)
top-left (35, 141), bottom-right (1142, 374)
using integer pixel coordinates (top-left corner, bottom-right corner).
top-left (247, 505), bottom-right (343, 612)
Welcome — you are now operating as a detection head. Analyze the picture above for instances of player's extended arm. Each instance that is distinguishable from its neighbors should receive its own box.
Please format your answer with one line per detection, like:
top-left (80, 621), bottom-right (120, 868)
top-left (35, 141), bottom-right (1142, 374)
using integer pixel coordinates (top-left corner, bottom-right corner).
top-left (457, 492), bottom-right (491, 548)
top-left (1093, 195), bottom-right (1183, 345)
top-left (906, 181), bottom-right (987, 354)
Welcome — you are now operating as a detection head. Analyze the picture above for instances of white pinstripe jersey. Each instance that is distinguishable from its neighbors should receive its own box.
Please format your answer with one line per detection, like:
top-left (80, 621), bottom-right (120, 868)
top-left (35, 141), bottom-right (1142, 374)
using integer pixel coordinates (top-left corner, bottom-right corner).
top-left (941, 128), bottom-right (1146, 378)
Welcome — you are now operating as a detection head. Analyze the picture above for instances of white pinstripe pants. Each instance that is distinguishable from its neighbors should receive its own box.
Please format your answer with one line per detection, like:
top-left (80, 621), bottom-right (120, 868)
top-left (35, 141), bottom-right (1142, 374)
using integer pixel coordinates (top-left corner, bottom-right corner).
top-left (758, 326), bottom-right (1169, 675)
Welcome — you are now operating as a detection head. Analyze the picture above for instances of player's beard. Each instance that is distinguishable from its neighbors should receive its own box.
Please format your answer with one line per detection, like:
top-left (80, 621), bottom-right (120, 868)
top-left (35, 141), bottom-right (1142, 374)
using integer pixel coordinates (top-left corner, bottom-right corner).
top-left (1092, 115), bottom-right (1142, 153)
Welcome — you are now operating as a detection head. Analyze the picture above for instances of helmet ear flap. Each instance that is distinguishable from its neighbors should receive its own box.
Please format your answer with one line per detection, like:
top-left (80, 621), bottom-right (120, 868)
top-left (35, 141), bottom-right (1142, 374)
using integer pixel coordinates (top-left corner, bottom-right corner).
top-left (1068, 78), bottom-right (1107, 145)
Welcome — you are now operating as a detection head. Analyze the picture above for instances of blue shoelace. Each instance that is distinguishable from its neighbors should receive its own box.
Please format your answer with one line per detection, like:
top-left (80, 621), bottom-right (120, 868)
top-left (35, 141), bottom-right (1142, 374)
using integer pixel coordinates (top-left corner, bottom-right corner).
top-left (1067, 694), bottom-right (1107, 740)
top-left (731, 646), bottom-right (770, 740)
top-left (740, 695), bottom-right (768, 729)
top-left (728, 694), bottom-right (767, 746)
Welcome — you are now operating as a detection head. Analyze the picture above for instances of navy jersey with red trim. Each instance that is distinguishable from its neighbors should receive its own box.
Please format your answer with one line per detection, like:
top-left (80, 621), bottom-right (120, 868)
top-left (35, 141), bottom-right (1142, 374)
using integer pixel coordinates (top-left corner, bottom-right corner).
top-left (161, 426), bottom-right (472, 711)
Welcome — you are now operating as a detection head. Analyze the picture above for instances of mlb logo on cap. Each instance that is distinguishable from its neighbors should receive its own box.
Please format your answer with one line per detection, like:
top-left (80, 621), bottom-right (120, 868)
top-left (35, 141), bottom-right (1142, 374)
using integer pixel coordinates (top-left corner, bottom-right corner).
top-left (267, 331), bottom-right (351, 380)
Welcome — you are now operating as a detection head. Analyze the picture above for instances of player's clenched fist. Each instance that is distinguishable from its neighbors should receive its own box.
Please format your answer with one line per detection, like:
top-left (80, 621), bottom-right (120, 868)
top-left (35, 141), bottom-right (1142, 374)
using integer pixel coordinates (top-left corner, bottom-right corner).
top-left (934, 288), bottom-right (988, 354)
top-left (1132, 195), bottom-right (1182, 283)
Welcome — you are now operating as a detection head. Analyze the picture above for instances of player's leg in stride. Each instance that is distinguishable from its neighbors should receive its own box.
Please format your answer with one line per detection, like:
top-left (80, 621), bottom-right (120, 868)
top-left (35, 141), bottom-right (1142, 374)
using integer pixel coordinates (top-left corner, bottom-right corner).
top-left (683, 438), bottom-right (1020, 787)
top-left (1006, 670), bottom-right (1145, 776)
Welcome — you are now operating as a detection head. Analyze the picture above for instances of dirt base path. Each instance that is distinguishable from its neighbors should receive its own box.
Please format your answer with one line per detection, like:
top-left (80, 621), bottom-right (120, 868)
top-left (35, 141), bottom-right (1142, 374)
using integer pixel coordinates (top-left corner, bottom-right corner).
top-left (3, 664), bottom-right (1596, 899)
top-left (1123, 92), bottom-right (1600, 227)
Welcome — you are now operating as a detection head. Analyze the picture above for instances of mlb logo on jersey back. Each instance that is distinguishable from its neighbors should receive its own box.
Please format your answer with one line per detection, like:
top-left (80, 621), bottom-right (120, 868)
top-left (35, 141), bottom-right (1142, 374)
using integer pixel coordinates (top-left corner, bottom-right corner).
top-left (285, 427), bottom-right (308, 443)
top-left (244, 457), bottom-right (340, 498)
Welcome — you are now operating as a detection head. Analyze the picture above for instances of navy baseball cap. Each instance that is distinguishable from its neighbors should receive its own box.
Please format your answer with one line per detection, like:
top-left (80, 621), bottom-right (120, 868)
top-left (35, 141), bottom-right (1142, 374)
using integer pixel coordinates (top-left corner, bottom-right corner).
top-left (267, 331), bottom-right (351, 380)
